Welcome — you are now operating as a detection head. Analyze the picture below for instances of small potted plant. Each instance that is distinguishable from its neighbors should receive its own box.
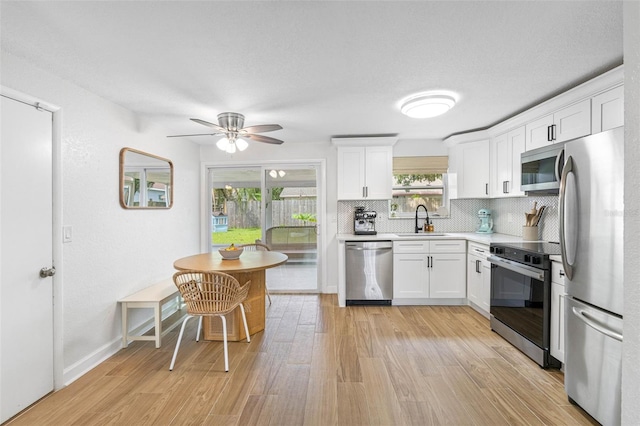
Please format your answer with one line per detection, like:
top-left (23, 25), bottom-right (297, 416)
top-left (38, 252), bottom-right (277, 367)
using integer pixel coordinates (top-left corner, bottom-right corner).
top-left (390, 203), bottom-right (399, 217)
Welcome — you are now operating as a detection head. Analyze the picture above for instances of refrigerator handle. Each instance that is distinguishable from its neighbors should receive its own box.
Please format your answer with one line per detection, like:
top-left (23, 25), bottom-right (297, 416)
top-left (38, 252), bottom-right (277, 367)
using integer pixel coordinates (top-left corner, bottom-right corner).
top-left (559, 155), bottom-right (575, 281)
top-left (572, 307), bottom-right (623, 342)
top-left (554, 148), bottom-right (564, 183)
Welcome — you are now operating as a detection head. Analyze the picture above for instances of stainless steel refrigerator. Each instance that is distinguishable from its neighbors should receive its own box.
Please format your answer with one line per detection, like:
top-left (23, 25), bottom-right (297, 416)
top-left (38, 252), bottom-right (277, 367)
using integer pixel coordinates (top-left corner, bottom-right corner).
top-left (560, 126), bottom-right (624, 426)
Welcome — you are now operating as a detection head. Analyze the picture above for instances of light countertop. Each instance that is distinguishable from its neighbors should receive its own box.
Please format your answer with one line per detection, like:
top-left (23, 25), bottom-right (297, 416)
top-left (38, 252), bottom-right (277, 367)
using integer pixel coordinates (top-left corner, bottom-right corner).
top-left (336, 232), bottom-right (529, 246)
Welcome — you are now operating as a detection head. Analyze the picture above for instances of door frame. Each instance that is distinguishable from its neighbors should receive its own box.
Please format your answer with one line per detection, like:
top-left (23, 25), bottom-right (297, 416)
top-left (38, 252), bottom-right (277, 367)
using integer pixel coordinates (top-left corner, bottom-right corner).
top-left (1, 87), bottom-right (64, 391)
top-left (201, 159), bottom-right (327, 293)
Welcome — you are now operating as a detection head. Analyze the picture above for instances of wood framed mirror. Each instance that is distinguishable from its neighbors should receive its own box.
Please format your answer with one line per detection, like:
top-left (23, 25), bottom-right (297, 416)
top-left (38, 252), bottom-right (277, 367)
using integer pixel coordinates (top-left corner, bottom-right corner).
top-left (119, 148), bottom-right (173, 209)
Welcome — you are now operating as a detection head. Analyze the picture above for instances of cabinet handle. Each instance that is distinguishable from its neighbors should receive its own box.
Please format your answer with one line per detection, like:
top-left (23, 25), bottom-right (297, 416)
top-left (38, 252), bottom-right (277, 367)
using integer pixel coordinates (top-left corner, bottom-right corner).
top-left (365, 186), bottom-right (368, 197)
top-left (476, 259), bottom-right (480, 273)
top-left (552, 124), bottom-right (557, 141)
top-left (547, 125), bottom-right (553, 141)
top-left (362, 187), bottom-right (366, 198)
top-left (559, 270), bottom-right (565, 276)
top-left (485, 183), bottom-right (488, 195)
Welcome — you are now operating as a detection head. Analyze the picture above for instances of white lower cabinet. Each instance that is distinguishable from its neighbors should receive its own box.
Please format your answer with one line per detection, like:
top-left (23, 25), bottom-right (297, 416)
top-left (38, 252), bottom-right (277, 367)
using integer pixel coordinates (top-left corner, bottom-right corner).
top-left (466, 243), bottom-right (491, 316)
top-left (393, 240), bottom-right (466, 300)
top-left (550, 261), bottom-right (566, 363)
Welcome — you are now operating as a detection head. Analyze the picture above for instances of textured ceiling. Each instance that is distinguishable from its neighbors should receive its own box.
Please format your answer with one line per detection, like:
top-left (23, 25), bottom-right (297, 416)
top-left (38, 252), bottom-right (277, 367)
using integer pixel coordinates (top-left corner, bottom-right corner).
top-left (0, 1), bottom-right (623, 145)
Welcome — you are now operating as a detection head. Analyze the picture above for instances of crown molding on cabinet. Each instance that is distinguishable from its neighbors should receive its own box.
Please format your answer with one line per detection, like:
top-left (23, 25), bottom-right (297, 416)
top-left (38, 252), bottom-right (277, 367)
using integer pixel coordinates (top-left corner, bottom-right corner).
top-left (443, 130), bottom-right (490, 148)
top-left (331, 134), bottom-right (398, 147)
top-left (488, 65), bottom-right (623, 137)
top-left (443, 64), bottom-right (624, 146)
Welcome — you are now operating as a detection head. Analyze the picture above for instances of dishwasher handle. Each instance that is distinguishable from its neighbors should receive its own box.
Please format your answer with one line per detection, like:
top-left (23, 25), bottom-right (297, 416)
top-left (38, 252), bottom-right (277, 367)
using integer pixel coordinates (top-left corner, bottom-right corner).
top-left (346, 246), bottom-right (392, 252)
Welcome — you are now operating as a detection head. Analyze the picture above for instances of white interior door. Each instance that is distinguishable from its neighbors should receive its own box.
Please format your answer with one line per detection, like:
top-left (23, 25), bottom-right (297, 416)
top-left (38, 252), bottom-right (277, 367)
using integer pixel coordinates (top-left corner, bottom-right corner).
top-left (1, 95), bottom-right (54, 422)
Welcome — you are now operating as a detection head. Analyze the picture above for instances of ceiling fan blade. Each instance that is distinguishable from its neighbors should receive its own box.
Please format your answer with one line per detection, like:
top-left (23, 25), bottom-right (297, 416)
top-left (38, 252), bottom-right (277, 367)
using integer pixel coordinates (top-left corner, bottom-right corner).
top-left (166, 133), bottom-right (222, 138)
top-left (245, 133), bottom-right (284, 145)
top-left (190, 118), bottom-right (227, 132)
top-left (240, 124), bottom-right (282, 134)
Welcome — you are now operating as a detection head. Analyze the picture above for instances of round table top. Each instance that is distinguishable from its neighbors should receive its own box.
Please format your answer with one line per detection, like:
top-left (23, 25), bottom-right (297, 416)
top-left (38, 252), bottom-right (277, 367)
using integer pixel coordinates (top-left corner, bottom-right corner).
top-left (173, 251), bottom-right (288, 273)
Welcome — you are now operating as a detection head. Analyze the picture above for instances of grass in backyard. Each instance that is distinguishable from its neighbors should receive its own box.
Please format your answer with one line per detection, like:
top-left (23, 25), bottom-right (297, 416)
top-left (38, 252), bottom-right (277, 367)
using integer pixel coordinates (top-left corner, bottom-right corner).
top-left (212, 228), bottom-right (262, 246)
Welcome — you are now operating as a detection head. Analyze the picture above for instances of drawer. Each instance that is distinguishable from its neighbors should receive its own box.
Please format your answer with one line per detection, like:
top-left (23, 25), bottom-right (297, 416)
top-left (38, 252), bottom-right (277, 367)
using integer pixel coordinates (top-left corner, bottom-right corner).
top-left (429, 240), bottom-right (465, 254)
top-left (551, 261), bottom-right (565, 285)
top-left (393, 240), bottom-right (429, 253)
top-left (467, 242), bottom-right (489, 257)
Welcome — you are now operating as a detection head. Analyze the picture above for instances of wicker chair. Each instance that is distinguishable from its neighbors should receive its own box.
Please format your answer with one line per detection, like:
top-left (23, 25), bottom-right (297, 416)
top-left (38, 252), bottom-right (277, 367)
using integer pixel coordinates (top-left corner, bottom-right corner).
top-left (240, 241), bottom-right (273, 305)
top-left (169, 271), bottom-right (251, 372)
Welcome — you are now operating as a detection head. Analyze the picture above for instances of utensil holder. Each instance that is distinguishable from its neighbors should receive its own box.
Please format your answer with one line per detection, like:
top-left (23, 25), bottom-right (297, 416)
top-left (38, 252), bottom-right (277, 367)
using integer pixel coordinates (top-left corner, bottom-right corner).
top-left (522, 226), bottom-right (538, 241)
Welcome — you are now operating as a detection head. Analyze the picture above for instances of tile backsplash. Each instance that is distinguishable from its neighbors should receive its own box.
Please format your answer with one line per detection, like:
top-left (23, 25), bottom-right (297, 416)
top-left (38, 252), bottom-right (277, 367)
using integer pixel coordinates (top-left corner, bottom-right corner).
top-left (338, 194), bottom-right (559, 242)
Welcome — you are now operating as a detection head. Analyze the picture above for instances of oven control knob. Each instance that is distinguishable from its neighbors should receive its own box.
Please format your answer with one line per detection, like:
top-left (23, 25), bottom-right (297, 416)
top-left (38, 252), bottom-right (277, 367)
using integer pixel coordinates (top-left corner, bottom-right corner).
top-left (494, 247), bottom-right (503, 255)
top-left (524, 254), bottom-right (532, 263)
top-left (532, 256), bottom-right (541, 265)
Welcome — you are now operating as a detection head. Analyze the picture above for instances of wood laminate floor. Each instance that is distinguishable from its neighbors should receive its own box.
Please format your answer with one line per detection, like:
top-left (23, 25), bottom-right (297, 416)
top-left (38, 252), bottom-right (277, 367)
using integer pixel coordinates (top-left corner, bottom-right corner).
top-left (6, 294), bottom-right (597, 425)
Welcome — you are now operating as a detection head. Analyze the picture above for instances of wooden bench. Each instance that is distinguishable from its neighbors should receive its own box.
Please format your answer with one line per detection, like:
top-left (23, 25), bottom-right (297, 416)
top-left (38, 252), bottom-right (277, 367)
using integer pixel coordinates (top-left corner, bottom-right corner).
top-left (119, 278), bottom-right (183, 348)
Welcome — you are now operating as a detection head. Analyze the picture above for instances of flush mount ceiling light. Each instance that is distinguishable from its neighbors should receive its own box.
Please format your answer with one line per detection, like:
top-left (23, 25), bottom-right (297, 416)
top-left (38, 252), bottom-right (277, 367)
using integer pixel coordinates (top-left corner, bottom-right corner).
top-left (400, 93), bottom-right (457, 118)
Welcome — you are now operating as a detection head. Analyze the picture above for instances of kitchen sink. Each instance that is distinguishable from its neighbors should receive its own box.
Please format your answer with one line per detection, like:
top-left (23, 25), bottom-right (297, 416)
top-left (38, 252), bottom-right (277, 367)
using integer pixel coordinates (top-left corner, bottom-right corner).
top-left (394, 233), bottom-right (448, 237)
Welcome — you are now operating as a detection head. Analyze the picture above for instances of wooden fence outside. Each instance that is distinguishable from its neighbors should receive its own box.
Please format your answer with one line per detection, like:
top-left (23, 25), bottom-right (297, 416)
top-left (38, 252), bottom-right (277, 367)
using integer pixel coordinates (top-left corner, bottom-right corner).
top-left (219, 199), bottom-right (317, 228)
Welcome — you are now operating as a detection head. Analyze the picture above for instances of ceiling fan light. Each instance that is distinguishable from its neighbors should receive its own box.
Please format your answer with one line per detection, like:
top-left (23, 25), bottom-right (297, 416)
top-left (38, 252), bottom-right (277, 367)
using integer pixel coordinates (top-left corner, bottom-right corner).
top-left (216, 137), bottom-right (230, 151)
top-left (400, 94), bottom-right (456, 118)
top-left (236, 138), bottom-right (248, 151)
top-left (278, 170), bottom-right (286, 177)
top-left (269, 170), bottom-right (277, 178)
top-left (225, 143), bottom-right (236, 154)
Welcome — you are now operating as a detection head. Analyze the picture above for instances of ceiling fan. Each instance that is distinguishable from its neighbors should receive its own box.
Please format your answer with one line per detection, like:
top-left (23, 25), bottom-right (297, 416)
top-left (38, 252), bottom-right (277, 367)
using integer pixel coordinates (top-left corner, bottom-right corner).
top-left (167, 112), bottom-right (284, 153)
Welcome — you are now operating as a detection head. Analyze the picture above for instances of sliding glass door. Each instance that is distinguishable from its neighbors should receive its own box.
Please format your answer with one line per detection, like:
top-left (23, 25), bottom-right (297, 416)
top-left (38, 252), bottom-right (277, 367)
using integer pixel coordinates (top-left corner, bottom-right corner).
top-left (208, 164), bottom-right (319, 292)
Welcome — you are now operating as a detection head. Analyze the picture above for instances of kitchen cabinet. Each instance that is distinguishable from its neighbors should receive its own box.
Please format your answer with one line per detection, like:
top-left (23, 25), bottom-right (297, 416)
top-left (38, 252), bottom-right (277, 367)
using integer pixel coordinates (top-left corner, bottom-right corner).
top-left (490, 126), bottom-right (525, 197)
top-left (466, 242), bottom-right (491, 317)
top-left (336, 145), bottom-right (392, 200)
top-left (592, 85), bottom-right (624, 134)
top-left (550, 261), bottom-right (566, 363)
top-left (393, 239), bottom-right (466, 300)
top-left (525, 99), bottom-right (591, 151)
top-left (449, 139), bottom-right (490, 199)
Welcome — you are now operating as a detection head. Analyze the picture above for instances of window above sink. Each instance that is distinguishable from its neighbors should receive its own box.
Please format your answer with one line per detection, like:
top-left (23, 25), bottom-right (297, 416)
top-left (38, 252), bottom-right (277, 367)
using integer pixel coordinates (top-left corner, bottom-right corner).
top-left (389, 156), bottom-right (450, 219)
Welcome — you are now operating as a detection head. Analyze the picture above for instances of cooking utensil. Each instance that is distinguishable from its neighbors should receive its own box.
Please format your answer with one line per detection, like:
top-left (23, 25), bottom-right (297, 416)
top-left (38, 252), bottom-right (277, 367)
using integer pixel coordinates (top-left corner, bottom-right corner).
top-left (533, 205), bottom-right (546, 226)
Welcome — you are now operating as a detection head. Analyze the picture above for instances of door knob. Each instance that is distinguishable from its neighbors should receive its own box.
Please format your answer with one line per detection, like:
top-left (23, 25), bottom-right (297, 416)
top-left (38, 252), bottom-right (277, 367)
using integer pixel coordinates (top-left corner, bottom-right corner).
top-left (39, 266), bottom-right (56, 278)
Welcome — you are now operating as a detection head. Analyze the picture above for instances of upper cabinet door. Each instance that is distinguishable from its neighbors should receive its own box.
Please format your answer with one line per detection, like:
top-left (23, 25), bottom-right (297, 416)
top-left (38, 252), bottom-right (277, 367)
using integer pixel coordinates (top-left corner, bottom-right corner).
top-left (525, 114), bottom-right (554, 151)
top-left (507, 126), bottom-right (526, 196)
top-left (554, 99), bottom-right (591, 143)
top-left (460, 139), bottom-right (490, 198)
top-left (525, 99), bottom-right (592, 150)
top-left (364, 145), bottom-right (393, 200)
top-left (592, 85), bottom-right (624, 134)
top-left (490, 132), bottom-right (509, 197)
top-left (491, 126), bottom-right (525, 198)
top-left (337, 146), bottom-right (366, 200)
top-left (336, 145), bottom-right (392, 200)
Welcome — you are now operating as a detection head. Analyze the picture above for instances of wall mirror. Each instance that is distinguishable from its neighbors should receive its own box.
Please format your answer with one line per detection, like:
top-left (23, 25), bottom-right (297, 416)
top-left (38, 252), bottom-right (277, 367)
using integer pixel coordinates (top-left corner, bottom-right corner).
top-left (119, 148), bottom-right (173, 209)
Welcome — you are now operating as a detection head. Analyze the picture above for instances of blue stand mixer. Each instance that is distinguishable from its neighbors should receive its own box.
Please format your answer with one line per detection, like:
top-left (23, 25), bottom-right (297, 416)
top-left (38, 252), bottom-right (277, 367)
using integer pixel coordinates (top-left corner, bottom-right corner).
top-left (476, 209), bottom-right (494, 233)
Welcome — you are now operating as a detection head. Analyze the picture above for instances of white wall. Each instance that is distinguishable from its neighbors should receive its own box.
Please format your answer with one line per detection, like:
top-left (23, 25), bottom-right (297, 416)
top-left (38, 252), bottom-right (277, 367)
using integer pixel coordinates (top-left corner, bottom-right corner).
top-left (1, 51), bottom-right (201, 384)
top-left (622, 2), bottom-right (640, 423)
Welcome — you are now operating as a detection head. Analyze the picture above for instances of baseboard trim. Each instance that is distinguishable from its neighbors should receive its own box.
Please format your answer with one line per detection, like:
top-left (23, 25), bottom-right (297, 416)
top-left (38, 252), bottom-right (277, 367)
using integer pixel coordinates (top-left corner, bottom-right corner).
top-left (63, 299), bottom-right (182, 386)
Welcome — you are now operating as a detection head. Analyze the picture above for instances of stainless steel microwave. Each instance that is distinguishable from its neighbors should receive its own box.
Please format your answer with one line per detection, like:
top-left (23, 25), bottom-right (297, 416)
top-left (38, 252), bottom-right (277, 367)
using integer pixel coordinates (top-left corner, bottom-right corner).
top-left (521, 143), bottom-right (564, 193)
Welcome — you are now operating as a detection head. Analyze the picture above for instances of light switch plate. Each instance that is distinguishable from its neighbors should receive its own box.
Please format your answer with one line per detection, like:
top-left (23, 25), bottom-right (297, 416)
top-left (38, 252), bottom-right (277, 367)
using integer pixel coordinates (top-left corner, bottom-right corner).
top-left (63, 225), bottom-right (72, 243)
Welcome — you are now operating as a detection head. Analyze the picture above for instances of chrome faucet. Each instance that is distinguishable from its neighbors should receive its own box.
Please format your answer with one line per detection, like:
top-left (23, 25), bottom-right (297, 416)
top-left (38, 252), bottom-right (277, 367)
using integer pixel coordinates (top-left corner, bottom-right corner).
top-left (415, 204), bottom-right (429, 233)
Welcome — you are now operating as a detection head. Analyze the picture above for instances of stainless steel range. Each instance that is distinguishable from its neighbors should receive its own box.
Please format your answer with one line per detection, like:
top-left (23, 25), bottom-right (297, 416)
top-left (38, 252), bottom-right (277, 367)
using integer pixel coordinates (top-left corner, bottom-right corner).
top-left (488, 241), bottom-right (562, 369)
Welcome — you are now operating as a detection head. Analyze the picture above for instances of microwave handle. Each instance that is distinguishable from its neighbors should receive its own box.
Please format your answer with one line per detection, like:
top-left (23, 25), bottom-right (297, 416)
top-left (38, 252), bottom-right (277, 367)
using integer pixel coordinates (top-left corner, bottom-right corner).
top-left (554, 148), bottom-right (564, 183)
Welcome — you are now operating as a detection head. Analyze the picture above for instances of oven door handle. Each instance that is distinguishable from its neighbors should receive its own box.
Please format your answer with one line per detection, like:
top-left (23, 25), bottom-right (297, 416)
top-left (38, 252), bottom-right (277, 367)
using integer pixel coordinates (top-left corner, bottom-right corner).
top-left (487, 255), bottom-right (545, 281)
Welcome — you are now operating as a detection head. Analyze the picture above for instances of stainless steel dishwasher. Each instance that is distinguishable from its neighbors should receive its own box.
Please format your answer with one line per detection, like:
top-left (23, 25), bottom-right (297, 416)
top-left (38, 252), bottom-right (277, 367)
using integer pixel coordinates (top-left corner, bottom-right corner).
top-left (345, 241), bottom-right (393, 305)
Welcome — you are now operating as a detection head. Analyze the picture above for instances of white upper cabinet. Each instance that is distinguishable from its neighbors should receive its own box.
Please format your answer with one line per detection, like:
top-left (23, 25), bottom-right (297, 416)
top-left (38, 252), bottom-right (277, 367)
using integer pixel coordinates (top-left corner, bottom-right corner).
top-left (592, 85), bottom-right (624, 133)
top-left (525, 99), bottom-right (591, 150)
top-left (334, 136), bottom-right (396, 200)
top-left (490, 126), bottom-right (525, 197)
top-left (450, 139), bottom-right (490, 199)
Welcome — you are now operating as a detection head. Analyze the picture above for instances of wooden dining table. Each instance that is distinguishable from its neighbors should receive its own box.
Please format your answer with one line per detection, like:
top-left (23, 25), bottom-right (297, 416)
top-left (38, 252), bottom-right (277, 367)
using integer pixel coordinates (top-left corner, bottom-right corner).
top-left (173, 250), bottom-right (288, 341)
